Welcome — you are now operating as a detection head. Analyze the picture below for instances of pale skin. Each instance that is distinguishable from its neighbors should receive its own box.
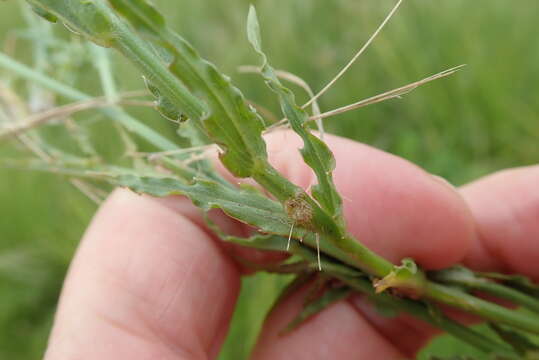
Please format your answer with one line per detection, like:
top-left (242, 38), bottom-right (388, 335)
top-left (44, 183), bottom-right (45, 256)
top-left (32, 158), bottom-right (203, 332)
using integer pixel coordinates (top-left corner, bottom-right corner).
top-left (44, 131), bottom-right (539, 359)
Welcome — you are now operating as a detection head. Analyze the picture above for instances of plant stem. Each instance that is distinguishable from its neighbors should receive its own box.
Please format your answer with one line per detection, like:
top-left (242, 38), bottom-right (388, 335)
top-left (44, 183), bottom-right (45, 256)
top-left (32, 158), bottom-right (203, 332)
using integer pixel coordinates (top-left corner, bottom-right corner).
top-left (0, 52), bottom-right (86, 100)
top-left (432, 270), bottom-right (539, 315)
top-left (425, 282), bottom-right (539, 335)
top-left (331, 235), bottom-right (393, 277)
top-left (91, 45), bottom-right (118, 100)
top-left (471, 281), bottom-right (539, 314)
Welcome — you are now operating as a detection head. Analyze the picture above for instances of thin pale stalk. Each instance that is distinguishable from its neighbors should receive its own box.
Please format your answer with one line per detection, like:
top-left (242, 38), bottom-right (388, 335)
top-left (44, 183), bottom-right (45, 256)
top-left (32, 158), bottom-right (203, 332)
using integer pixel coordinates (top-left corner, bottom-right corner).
top-left (309, 65), bottom-right (465, 122)
top-left (268, 65), bottom-right (465, 131)
top-left (303, 0), bottom-right (404, 108)
top-left (0, 95), bottom-right (152, 140)
top-left (0, 51), bottom-right (176, 150)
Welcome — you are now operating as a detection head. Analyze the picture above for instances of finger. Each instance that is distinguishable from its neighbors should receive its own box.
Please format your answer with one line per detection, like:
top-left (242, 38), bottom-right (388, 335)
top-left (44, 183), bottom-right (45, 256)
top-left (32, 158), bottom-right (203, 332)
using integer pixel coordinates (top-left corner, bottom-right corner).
top-left (250, 131), bottom-right (477, 357)
top-left (460, 165), bottom-right (539, 278)
top-left (250, 283), bottom-right (406, 360)
top-left (45, 189), bottom-right (240, 360)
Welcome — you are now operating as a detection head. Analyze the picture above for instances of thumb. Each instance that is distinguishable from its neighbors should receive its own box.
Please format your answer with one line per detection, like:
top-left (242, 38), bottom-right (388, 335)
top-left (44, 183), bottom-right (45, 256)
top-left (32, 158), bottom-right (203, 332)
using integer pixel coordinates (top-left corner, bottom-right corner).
top-left (45, 190), bottom-right (240, 360)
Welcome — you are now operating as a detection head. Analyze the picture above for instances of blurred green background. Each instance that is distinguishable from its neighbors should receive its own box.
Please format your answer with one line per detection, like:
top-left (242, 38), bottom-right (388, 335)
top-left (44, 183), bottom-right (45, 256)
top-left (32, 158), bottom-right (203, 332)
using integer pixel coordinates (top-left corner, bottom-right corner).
top-left (1, 0), bottom-right (538, 359)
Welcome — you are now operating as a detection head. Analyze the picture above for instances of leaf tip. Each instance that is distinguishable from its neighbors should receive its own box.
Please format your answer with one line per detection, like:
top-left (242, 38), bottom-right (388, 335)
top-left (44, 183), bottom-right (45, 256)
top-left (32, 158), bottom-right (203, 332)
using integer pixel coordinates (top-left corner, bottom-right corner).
top-left (246, 4), bottom-right (262, 52)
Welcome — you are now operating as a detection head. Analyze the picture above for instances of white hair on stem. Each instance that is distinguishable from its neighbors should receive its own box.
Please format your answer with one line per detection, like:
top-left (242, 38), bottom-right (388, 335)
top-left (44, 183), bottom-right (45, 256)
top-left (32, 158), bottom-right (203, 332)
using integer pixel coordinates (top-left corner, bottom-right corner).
top-left (316, 233), bottom-right (321, 271)
top-left (287, 222), bottom-right (295, 251)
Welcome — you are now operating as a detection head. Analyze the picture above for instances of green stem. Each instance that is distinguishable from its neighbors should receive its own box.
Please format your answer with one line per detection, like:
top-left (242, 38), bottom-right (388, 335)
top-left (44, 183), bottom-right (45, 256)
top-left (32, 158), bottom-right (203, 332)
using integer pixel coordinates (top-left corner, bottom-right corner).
top-left (425, 282), bottom-right (539, 335)
top-left (91, 45), bottom-right (118, 100)
top-left (338, 235), bottom-right (393, 277)
top-left (0, 51), bottom-right (87, 100)
top-left (432, 270), bottom-right (539, 315)
top-left (0, 51), bottom-right (176, 151)
top-left (471, 281), bottom-right (539, 314)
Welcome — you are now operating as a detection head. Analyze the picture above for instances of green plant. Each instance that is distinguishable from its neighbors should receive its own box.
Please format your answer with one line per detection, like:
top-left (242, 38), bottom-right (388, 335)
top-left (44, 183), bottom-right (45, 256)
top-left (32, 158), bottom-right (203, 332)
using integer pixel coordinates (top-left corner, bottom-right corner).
top-left (1, 0), bottom-right (538, 358)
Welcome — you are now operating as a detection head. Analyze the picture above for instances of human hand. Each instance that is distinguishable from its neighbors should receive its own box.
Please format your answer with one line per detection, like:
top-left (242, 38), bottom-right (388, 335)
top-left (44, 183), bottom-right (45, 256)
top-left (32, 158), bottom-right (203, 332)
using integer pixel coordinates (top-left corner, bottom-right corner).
top-left (44, 131), bottom-right (539, 359)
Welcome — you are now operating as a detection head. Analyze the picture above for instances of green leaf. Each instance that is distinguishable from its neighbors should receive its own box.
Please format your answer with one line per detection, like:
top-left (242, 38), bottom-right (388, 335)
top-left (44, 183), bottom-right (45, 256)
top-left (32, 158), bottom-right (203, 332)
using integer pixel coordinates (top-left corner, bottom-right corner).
top-left (6, 157), bottom-right (299, 244)
top-left (303, 274), bottom-right (331, 304)
top-left (177, 119), bottom-right (211, 147)
top-left (144, 77), bottom-right (183, 122)
top-left (109, 0), bottom-right (269, 178)
top-left (26, 0), bottom-right (116, 47)
top-left (432, 266), bottom-right (539, 314)
top-left (114, 174), bottom-right (295, 236)
top-left (370, 295), bottom-right (399, 318)
top-left (107, 0), bottom-right (165, 37)
top-left (282, 286), bottom-right (351, 333)
top-left (105, 3), bottom-right (331, 258)
top-left (291, 243), bottom-right (365, 278)
top-left (30, 4), bottom-right (57, 23)
top-left (27, 0), bottom-right (316, 225)
top-left (27, 0), bottom-right (208, 122)
top-left (428, 357), bottom-right (479, 360)
top-left (432, 266), bottom-right (476, 283)
top-left (216, 229), bottom-right (365, 280)
top-left (225, 255), bottom-right (311, 274)
top-left (490, 323), bottom-right (539, 359)
top-left (479, 272), bottom-right (539, 298)
top-left (271, 273), bottom-right (316, 313)
top-left (247, 5), bottom-right (343, 220)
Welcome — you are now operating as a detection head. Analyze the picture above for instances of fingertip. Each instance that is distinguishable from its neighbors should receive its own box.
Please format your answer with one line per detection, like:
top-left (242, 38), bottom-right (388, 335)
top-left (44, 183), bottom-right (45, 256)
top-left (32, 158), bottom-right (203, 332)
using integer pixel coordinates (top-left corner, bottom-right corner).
top-left (460, 165), bottom-right (539, 277)
top-left (389, 172), bottom-right (475, 269)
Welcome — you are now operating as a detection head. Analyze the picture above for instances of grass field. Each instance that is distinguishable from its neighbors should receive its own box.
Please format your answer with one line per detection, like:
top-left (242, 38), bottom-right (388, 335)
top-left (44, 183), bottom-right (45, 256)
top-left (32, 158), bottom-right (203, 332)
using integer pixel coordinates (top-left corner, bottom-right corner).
top-left (1, 0), bottom-right (538, 358)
